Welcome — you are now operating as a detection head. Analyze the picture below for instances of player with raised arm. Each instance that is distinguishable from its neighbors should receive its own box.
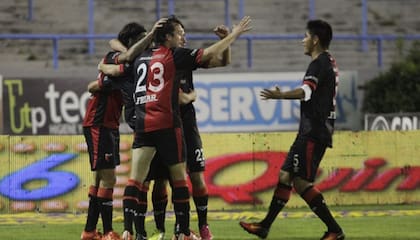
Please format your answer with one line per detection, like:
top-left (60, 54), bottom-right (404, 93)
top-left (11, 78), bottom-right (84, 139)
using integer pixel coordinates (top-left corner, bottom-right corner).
top-left (149, 23), bottom-right (232, 240)
top-left (121, 15), bottom-right (251, 240)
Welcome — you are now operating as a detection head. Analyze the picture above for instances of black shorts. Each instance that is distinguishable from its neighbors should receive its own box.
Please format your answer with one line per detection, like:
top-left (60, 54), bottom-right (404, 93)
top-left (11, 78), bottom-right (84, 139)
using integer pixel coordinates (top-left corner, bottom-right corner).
top-left (83, 126), bottom-right (120, 171)
top-left (183, 121), bottom-right (205, 173)
top-left (132, 128), bottom-right (186, 167)
top-left (147, 152), bottom-right (170, 181)
top-left (281, 136), bottom-right (327, 182)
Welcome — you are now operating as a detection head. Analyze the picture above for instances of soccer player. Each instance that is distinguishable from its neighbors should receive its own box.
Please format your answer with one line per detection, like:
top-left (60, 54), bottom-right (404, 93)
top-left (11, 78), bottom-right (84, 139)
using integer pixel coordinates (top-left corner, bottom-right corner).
top-left (81, 21), bottom-right (160, 240)
top-left (149, 23), bottom-right (232, 240)
top-left (122, 15), bottom-right (251, 240)
top-left (239, 19), bottom-right (345, 240)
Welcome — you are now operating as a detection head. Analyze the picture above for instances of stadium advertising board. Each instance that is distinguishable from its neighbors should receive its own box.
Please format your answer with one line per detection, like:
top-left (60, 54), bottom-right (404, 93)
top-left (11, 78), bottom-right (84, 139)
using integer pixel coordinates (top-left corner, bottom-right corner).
top-left (0, 71), bottom-right (360, 135)
top-left (194, 72), bottom-right (360, 132)
top-left (0, 131), bottom-right (418, 213)
top-left (365, 113), bottom-right (420, 131)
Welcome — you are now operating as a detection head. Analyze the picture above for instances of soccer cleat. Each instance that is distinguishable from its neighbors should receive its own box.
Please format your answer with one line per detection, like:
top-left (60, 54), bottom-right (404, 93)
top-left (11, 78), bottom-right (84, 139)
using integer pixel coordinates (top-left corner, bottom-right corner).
top-left (135, 232), bottom-right (147, 240)
top-left (239, 221), bottom-right (269, 239)
top-left (149, 230), bottom-right (165, 240)
top-left (172, 229), bottom-right (201, 240)
top-left (176, 231), bottom-right (202, 240)
top-left (121, 230), bottom-right (133, 240)
top-left (199, 225), bottom-right (213, 240)
top-left (320, 231), bottom-right (345, 240)
top-left (81, 229), bottom-right (103, 240)
top-left (101, 231), bottom-right (121, 240)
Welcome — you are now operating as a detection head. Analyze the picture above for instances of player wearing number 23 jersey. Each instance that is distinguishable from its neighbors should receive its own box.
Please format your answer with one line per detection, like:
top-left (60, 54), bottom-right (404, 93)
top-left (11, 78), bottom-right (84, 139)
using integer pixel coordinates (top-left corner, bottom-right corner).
top-left (132, 46), bottom-right (205, 133)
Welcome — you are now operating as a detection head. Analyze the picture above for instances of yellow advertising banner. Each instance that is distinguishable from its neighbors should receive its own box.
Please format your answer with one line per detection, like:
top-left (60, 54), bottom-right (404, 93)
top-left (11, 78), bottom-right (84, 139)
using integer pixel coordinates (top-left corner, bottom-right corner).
top-left (0, 131), bottom-right (419, 213)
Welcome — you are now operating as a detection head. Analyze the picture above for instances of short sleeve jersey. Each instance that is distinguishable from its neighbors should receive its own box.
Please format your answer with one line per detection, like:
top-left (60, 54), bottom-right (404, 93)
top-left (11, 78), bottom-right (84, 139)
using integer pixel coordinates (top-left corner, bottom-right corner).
top-left (133, 46), bottom-right (204, 133)
top-left (82, 51), bottom-right (125, 129)
top-left (299, 51), bottom-right (339, 147)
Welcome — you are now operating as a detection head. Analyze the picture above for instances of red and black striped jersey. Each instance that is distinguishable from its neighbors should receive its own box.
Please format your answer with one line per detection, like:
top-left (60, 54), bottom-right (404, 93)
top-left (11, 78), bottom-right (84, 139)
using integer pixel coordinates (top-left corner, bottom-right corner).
top-left (133, 46), bottom-right (204, 133)
top-left (82, 51), bottom-right (125, 129)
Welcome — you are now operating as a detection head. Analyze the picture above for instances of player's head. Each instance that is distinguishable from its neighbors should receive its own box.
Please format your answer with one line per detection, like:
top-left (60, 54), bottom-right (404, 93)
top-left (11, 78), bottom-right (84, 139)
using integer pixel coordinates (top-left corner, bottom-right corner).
top-left (118, 22), bottom-right (147, 48)
top-left (154, 15), bottom-right (186, 48)
top-left (303, 19), bottom-right (332, 55)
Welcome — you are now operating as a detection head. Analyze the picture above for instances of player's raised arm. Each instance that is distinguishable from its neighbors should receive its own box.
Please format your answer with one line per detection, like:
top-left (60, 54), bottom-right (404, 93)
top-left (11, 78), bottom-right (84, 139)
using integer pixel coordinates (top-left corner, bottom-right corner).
top-left (204, 24), bottom-right (232, 67)
top-left (201, 16), bottom-right (252, 66)
top-left (114, 18), bottom-right (167, 63)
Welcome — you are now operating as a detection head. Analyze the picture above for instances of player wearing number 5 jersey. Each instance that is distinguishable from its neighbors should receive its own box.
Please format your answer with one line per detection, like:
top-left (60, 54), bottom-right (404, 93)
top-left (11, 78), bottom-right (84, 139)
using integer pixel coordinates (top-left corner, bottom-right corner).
top-left (122, 15), bottom-right (252, 240)
top-left (240, 19), bottom-right (344, 240)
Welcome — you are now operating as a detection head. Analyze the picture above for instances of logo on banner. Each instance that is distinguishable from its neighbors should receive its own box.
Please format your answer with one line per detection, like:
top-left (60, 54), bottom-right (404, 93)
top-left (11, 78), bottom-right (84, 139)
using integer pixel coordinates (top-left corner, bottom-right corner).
top-left (3, 79), bottom-right (91, 134)
top-left (367, 114), bottom-right (419, 131)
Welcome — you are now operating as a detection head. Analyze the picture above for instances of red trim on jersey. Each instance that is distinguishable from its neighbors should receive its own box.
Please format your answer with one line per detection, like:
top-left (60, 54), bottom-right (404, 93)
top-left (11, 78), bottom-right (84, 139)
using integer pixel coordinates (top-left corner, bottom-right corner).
top-left (306, 140), bottom-right (315, 179)
top-left (176, 127), bottom-right (183, 163)
top-left (119, 64), bottom-right (124, 74)
top-left (303, 80), bottom-right (317, 91)
top-left (91, 126), bottom-right (100, 169)
top-left (195, 49), bottom-right (205, 66)
top-left (97, 73), bottom-right (104, 89)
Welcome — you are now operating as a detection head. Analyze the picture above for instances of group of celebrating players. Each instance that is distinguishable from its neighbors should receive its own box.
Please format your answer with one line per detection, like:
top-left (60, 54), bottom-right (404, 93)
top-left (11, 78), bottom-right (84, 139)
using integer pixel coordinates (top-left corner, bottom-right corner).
top-left (80, 13), bottom-right (345, 240)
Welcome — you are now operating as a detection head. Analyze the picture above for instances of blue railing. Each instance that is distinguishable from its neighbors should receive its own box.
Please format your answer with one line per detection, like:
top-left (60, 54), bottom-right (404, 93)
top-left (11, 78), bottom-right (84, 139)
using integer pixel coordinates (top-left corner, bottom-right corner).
top-left (10, 0), bottom-right (420, 69)
top-left (2, 33), bottom-right (420, 69)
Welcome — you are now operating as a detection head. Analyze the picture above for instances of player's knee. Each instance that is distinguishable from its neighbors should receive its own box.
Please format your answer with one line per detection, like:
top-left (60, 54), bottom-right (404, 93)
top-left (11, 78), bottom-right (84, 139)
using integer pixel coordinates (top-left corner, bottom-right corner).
top-left (101, 172), bottom-right (116, 188)
top-left (292, 177), bottom-right (312, 194)
top-left (278, 170), bottom-right (292, 185)
top-left (189, 172), bottom-right (205, 188)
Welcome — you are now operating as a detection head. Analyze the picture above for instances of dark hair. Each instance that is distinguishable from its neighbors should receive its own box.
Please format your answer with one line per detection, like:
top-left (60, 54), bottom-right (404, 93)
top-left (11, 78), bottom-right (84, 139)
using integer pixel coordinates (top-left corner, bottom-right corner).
top-left (306, 19), bottom-right (333, 49)
top-left (154, 15), bottom-right (184, 45)
top-left (117, 22), bottom-right (147, 48)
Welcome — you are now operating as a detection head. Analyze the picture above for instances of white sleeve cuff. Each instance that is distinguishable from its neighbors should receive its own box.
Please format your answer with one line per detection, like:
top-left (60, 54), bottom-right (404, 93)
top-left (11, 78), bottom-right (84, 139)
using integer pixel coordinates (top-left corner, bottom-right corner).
top-left (301, 84), bottom-right (312, 101)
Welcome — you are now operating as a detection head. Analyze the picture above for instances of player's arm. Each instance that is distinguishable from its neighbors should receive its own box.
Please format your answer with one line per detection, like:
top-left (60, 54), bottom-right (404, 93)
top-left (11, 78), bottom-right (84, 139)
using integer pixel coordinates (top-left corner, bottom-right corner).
top-left (201, 16), bottom-right (251, 67)
top-left (114, 18), bottom-right (167, 63)
top-left (260, 86), bottom-right (305, 100)
top-left (109, 39), bottom-right (127, 52)
top-left (204, 25), bottom-right (231, 68)
top-left (98, 62), bottom-right (125, 76)
top-left (179, 89), bottom-right (197, 105)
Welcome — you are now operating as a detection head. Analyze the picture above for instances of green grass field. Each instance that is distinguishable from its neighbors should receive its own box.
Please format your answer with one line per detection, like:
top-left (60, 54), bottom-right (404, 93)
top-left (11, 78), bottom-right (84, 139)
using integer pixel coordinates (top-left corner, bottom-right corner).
top-left (0, 205), bottom-right (419, 239)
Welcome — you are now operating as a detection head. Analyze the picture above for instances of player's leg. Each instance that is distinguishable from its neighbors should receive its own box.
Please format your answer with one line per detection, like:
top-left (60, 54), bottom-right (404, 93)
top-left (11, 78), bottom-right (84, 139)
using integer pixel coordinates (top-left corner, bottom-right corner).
top-left (81, 126), bottom-right (103, 240)
top-left (94, 127), bottom-right (120, 240)
top-left (189, 172), bottom-right (212, 240)
top-left (151, 178), bottom-right (169, 237)
top-left (239, 169), bottom-right (292, 239)
top-left (97, 169), bottom-right (119, 239)
top-left (157, 128), bottom-right (199, 240)
top-left (184, 122), bottom-right (212, 239)
top-left (122, 133), bottom-right (156, 240)
top-left (81, 172), bottom-right (102, 240)
top-left (240, 138), bottom-right (300, 239)
top-left (292, 139), bottom-right (344, 240)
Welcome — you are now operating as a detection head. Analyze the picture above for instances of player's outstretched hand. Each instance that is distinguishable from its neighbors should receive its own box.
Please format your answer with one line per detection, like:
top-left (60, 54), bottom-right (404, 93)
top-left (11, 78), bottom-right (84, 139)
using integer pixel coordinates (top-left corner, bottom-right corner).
top-left (231, 16), bottom-right (252, 37)
top-left (260, 86), bottom-right (283, 100)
